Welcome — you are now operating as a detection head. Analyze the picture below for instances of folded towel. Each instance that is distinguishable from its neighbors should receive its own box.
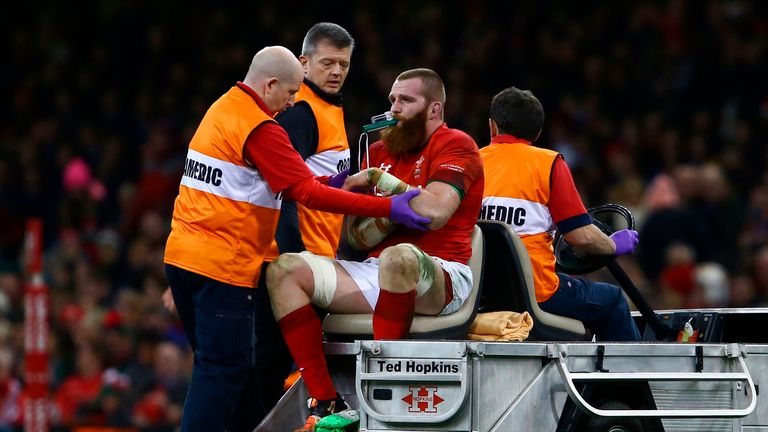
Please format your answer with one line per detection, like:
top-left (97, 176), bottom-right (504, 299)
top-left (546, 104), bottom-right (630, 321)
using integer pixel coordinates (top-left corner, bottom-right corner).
top-left (468, 311), bottom-right (533, 341)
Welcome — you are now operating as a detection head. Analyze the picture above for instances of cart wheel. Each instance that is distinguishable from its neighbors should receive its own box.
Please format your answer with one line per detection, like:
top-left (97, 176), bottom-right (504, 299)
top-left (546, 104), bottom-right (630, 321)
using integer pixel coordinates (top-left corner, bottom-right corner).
top-left (585, 401), bottom-right (644, 432)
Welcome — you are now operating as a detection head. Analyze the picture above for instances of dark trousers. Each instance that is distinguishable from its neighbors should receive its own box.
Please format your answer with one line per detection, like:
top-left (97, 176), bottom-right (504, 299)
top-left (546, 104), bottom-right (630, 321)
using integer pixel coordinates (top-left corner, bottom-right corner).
top-left (539, 273), bottom-right (641, 341)
top-left (166, 264), bottom-right (293, 432)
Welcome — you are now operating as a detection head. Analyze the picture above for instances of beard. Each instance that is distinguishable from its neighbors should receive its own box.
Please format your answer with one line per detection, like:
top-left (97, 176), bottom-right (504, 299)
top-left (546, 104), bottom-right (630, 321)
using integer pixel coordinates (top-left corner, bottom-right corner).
top-left (381, 108), bottom-right (428, 156)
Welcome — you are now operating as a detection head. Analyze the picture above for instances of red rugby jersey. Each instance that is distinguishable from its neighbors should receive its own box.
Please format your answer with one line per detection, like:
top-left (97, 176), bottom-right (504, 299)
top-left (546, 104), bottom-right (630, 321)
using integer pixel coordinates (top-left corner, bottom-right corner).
top-left (365, 123), bottom-right (484, 264)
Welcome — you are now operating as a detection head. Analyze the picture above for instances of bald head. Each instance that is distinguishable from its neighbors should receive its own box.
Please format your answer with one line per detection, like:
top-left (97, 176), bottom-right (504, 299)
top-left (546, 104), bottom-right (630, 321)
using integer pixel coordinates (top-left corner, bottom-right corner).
top-left (245, 46), bottom-right (303, 85)
top-left (244, 46), bottom-right (304, 114)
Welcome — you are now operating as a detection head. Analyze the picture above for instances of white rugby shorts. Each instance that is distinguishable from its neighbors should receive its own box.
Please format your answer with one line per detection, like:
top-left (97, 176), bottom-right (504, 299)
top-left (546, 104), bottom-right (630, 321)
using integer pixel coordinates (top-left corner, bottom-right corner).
top-left (337, 256), bottom-right (472, 315)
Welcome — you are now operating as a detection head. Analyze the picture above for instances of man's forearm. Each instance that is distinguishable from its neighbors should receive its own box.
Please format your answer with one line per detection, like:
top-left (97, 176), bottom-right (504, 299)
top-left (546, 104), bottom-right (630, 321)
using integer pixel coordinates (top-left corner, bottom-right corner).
top-left (563, 223), bottom-right (616, 255)
top-left (345, 215), bottom-right (394, 250)
top-left (343, 168), bottom-right (410, 194)
top-left (284, 176), bottom-right (390, 218)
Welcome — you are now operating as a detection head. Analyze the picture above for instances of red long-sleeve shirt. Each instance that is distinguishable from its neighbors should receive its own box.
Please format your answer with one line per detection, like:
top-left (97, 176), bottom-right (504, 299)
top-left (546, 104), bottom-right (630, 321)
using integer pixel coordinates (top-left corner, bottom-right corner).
top-left (236, 82), bottom-right (390, 218)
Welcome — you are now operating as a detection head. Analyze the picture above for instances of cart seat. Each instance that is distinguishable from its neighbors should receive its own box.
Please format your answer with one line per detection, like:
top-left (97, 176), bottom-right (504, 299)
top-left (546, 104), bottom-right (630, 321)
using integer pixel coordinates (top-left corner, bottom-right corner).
top-left (477, 221), bottom-right (587, 341)
top-left (322, 225), bottom-right (484, 340)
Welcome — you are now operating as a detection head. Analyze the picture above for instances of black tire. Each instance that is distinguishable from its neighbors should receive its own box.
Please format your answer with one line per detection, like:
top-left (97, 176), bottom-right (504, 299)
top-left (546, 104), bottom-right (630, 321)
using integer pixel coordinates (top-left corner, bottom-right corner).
top-left (585, 401), bottom-right (645, 432)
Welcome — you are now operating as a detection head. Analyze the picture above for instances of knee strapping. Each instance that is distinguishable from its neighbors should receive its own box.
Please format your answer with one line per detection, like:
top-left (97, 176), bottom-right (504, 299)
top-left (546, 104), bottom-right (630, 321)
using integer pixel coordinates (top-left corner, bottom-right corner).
top-left (399, 243), bottom-right (435, 297)
top-left (289, 251), bottom-right (338, 308)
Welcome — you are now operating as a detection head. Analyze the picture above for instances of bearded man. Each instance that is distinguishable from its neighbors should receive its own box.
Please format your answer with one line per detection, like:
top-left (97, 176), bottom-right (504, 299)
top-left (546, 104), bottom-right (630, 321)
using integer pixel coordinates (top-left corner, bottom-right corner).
top-left (265, 68), bottom-right (484, 430)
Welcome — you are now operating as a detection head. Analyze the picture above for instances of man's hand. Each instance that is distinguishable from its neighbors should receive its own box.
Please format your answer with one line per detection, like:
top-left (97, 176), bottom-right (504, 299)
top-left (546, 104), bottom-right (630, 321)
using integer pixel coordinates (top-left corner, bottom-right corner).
top-left (328, 168), bottom-right (350, 189)
top-left (162, 287), bottom-right (177, 314)
top-left (342, 169), bottom-right (370, 192)
top-left (610, 229), bottom-right (639, 256)
top-left (390, 189), bottom-right (431, 230)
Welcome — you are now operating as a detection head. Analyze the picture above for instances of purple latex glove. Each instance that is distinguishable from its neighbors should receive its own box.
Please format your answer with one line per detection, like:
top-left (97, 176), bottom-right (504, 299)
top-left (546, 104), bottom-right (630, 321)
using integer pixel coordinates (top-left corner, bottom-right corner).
top-left (610, 229), bottom-right (639, 256)
top-left (328, 168), bottom-right (350, 189)
top-left (390, 189), bottom-right (431, 231)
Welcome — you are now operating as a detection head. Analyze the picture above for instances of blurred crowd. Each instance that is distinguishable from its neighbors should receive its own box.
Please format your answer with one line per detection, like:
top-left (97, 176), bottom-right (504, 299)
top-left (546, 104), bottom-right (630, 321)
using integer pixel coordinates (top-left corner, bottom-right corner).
top-left (1, 0), bottom-right (767, 429)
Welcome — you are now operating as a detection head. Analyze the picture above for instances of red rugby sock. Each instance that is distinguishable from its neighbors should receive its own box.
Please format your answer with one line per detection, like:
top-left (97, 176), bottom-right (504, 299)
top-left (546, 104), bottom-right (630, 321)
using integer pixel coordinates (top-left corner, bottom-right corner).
top-left (277, 304), bottom-right (337, 400)
top-left (373, 289), bottom-right (416, 339)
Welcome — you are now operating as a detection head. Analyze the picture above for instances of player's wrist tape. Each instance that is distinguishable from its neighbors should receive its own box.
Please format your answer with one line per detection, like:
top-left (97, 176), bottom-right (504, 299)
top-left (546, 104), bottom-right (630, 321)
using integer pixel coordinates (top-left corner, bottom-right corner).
top-left (366, 168), bottom-right (411, 194)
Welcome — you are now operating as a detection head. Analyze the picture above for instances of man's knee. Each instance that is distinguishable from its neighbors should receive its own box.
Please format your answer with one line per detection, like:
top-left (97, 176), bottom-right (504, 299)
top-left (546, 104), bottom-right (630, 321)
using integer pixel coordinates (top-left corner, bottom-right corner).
top-left (379, 244), bottom-right (419, 292)
top-left (605, 283), bottom-right (631, 312)
top-left (609, 283), bottom-right (624, 300)
top-left (380, 244), bottom-right (419, 273)
top-left (266, 253), bottom-right (307, 295)
top-left (379, 244), bottom-right (435, 296)
top-left (269, 252), bottom-right (338, 308)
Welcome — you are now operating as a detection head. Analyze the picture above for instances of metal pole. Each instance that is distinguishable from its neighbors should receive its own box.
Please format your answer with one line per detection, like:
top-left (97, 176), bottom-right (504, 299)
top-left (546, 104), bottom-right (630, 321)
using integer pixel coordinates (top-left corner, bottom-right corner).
top-left (607, 261), bottom-right (673, 340)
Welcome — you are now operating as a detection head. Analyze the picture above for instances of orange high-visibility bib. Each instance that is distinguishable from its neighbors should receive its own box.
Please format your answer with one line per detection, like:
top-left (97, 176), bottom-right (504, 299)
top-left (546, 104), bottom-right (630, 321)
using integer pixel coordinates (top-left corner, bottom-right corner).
top-left (480, 141), bottom-right (561, 302)
top-left (164, 86), bottom-right (281, 287)
top-left (266, 82), bottom-right (349, 260)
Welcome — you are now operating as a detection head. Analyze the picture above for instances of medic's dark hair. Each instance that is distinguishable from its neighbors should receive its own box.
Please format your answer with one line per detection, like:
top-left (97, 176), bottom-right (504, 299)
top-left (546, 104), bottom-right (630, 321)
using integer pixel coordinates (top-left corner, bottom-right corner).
top-left (490, 87), bottom-right (544, 142)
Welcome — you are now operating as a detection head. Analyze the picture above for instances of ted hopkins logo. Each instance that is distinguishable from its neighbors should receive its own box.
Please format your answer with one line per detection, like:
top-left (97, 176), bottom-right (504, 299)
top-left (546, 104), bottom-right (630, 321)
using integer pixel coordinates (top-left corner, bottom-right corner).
top-left (375, 360), bottom-right (459, 374)
top-left (402, 386), bottom-right (444, 413)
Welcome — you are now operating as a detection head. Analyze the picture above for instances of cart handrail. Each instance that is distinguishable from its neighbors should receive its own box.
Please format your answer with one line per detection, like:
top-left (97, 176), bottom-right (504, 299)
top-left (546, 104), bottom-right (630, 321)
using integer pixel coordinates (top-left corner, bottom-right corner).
top-left (556, 350), bottom-right (757, 418)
